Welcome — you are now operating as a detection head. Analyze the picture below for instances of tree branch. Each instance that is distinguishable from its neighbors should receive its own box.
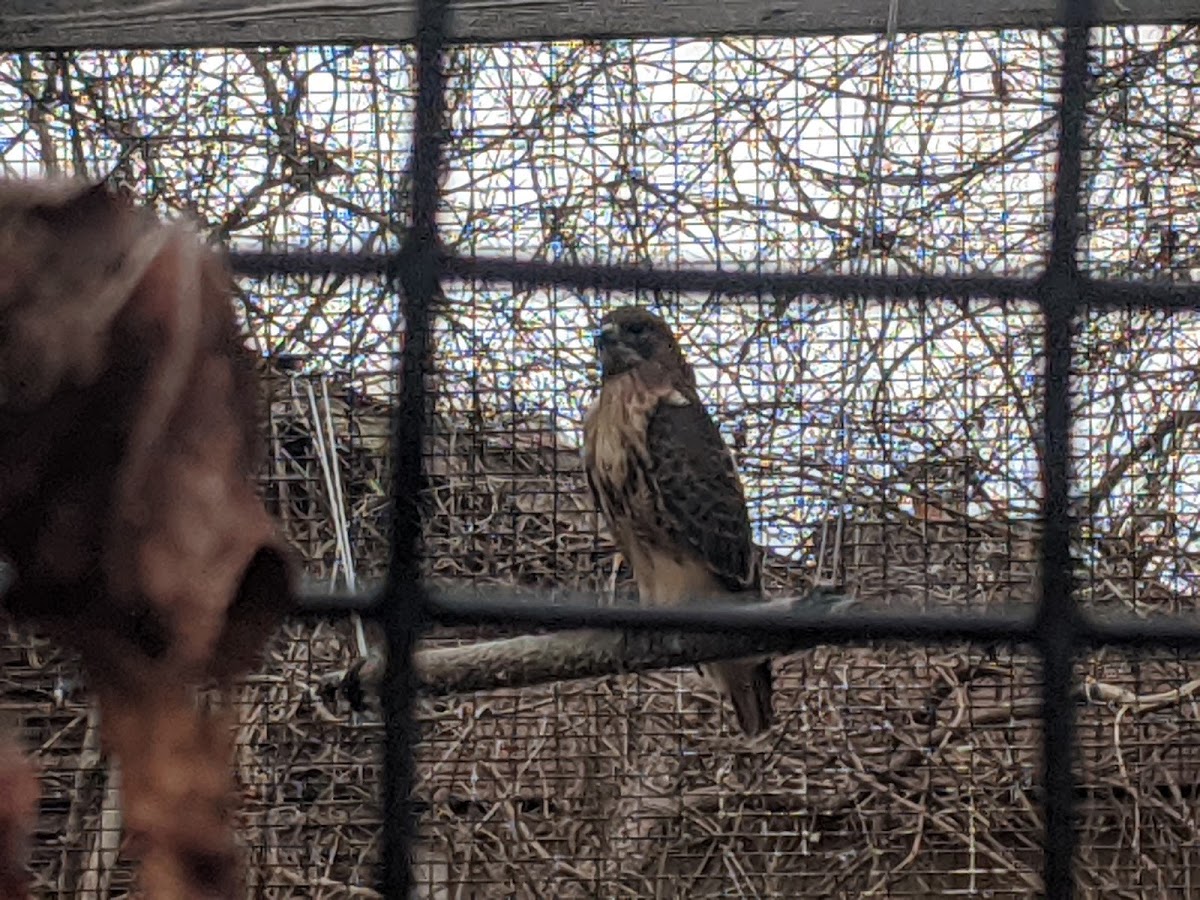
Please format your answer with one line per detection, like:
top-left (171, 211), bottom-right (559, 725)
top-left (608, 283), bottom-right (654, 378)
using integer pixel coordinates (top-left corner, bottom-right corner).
top-left (1080, 409), bottom-right (1200, 521)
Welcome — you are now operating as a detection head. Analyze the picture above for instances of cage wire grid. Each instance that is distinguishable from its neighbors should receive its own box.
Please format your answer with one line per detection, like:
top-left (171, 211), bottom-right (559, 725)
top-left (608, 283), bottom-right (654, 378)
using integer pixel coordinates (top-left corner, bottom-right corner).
top-left (233, 0), bottom-right (1200, 896)
top-left (1, 0), bottom-right (1199, 895)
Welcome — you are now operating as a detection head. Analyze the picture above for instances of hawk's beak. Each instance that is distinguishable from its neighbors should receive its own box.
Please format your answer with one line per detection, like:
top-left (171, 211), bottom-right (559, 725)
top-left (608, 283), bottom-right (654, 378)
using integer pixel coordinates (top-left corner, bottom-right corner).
top-left (594, 323), bottom-right (617, 351)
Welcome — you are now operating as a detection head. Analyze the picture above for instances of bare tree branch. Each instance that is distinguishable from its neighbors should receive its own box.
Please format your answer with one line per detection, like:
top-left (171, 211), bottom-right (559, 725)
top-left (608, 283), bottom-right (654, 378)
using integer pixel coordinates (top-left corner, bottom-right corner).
top-left (1080, 409), bottom-right (1200, 521)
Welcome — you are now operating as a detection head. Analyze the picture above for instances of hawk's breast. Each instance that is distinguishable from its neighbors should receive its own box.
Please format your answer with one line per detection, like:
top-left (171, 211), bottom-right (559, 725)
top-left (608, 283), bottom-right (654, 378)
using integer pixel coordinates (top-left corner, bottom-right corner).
top-left (583, 371), bottom-right (657, 531)
top-left (584, 371), bottom-right (693, 536)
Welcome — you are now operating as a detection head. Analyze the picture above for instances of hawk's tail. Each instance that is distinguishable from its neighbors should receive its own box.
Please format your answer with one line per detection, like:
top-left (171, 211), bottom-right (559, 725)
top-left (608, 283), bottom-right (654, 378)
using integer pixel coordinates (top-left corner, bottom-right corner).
top-left (709, 658), bottom-right (774, 737)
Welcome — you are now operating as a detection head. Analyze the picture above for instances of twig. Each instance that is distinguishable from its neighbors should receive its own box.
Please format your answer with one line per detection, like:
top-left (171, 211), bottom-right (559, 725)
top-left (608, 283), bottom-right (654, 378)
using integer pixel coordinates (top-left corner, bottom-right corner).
top-left (60, 707), bottom-right (104, 896)
top-left (77, 760), bottom-right (121, 900)
top-left (1084, 675), bottom-right (1200, 714)
top-left (303, 376), bottom-right (368, 659)
top-left (1080, 410), bottom-right (1200, 521)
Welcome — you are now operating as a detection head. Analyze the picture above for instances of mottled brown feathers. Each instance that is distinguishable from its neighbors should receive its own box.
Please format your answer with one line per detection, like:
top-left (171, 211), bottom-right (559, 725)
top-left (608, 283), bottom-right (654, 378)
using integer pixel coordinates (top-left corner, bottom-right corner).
top-left (645, 400), bottom-right (759, 593)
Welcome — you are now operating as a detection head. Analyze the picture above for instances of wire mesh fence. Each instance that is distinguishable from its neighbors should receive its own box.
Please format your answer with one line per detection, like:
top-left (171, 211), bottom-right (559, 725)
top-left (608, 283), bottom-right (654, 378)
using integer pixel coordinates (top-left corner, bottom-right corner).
top-left (1, 4), bottom-right (1199, 897)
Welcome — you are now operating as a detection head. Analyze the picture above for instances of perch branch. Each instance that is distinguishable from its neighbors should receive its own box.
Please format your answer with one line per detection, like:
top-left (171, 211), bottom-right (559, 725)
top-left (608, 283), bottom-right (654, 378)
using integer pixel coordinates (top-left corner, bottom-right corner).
top-left (1082, 674), bottom-right (1200, 714)
top-left (325, 587), bottom-right (855, 702)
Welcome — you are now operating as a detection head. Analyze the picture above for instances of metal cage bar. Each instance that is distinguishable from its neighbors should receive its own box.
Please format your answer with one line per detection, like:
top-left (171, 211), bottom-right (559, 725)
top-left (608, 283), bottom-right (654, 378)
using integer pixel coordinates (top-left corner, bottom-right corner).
top-left (293, 585), bottom-right (1200, 649)
top-left (1037, 0), bottom-right (1094, 892)
top-left (229, 252), bottom-right (1200, 312)
top-left (380, 0), bottom-right (452, 892)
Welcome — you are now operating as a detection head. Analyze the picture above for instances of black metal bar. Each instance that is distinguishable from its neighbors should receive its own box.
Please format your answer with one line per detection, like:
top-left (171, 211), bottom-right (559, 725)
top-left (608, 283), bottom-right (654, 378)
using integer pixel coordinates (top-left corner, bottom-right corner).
top-left (1037, 0), bottom-right (1094, 892)
top-left (379, 0), bottom-right (451, 894)
top-left (1080, 617), bottom-right (1200, 649)
top-left (292, 588), bottom-right (383, 618)
top-left (228, 249), bottom-right (1200, 310)
top-left (290, 583), bottom-right (1200, 653)
top-left (228, 249), bottom-right (1036, 297)
top-left (291, 582), bottom-right (1200, 651)
top-left (1039, 229), bottom-right (1083, 896)
top-left (1079, 279), bottom-right (1200, 312)
top-left (429, 593), bottom-right (1038, 642)
top-left (446, 257), bottom-right (1038, 303)
top-left (453, 258), bottom-right (1200, 311)
top-left (229, 250), bottom-right (395, 277)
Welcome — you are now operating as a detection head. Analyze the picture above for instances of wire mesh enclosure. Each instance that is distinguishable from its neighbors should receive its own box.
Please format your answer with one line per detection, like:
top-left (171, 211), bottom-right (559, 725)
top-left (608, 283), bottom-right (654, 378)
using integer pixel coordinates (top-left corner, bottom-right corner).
top-left (2, 0), bottom-right (1200, 896)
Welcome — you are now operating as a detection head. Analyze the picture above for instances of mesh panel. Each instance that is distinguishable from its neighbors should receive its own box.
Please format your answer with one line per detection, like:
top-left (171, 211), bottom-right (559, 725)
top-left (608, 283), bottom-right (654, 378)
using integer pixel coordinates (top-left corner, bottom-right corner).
top-left (0, 15), bottom-right (1197, 899)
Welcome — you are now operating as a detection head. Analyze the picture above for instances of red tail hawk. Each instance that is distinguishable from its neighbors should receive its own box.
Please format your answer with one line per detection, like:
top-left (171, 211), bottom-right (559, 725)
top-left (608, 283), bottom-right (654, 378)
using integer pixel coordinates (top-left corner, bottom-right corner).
top-left (583, 306), bottom-right (773, 736)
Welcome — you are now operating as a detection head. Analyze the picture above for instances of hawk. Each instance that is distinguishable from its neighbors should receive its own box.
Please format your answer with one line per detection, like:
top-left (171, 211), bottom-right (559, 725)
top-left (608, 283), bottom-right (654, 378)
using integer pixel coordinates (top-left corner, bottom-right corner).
top-left (582, 306), bottom-right (773, 736)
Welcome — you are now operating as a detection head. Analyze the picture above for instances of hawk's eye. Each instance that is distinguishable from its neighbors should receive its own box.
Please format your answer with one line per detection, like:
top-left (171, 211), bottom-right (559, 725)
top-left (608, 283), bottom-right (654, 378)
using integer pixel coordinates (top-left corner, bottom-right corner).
top-left (626, 322), bottom-right (647, 336)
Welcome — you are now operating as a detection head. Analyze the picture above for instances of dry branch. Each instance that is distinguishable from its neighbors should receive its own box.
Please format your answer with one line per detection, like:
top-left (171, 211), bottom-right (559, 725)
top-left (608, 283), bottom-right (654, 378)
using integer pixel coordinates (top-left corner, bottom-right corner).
top-left (1081, 409), bottom-right (1200, 520)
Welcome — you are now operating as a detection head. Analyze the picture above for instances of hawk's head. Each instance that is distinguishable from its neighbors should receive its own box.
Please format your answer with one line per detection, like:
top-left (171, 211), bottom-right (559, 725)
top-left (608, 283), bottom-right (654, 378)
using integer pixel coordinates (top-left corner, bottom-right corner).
top-left (594, 306), bottom-right (689, 380)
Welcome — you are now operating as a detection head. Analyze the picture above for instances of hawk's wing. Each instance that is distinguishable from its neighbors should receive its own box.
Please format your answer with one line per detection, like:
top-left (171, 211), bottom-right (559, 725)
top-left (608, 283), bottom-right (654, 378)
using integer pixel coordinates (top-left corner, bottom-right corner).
top-left (645, 395), bottom-right (760, 595)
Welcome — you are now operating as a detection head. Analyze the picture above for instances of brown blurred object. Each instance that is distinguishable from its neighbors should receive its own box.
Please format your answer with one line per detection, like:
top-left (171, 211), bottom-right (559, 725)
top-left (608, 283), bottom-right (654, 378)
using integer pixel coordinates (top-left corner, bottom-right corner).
top-left (0, 725), bottom-right (38, 900)
top-left (0, 178), bottom-right (296, 899)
